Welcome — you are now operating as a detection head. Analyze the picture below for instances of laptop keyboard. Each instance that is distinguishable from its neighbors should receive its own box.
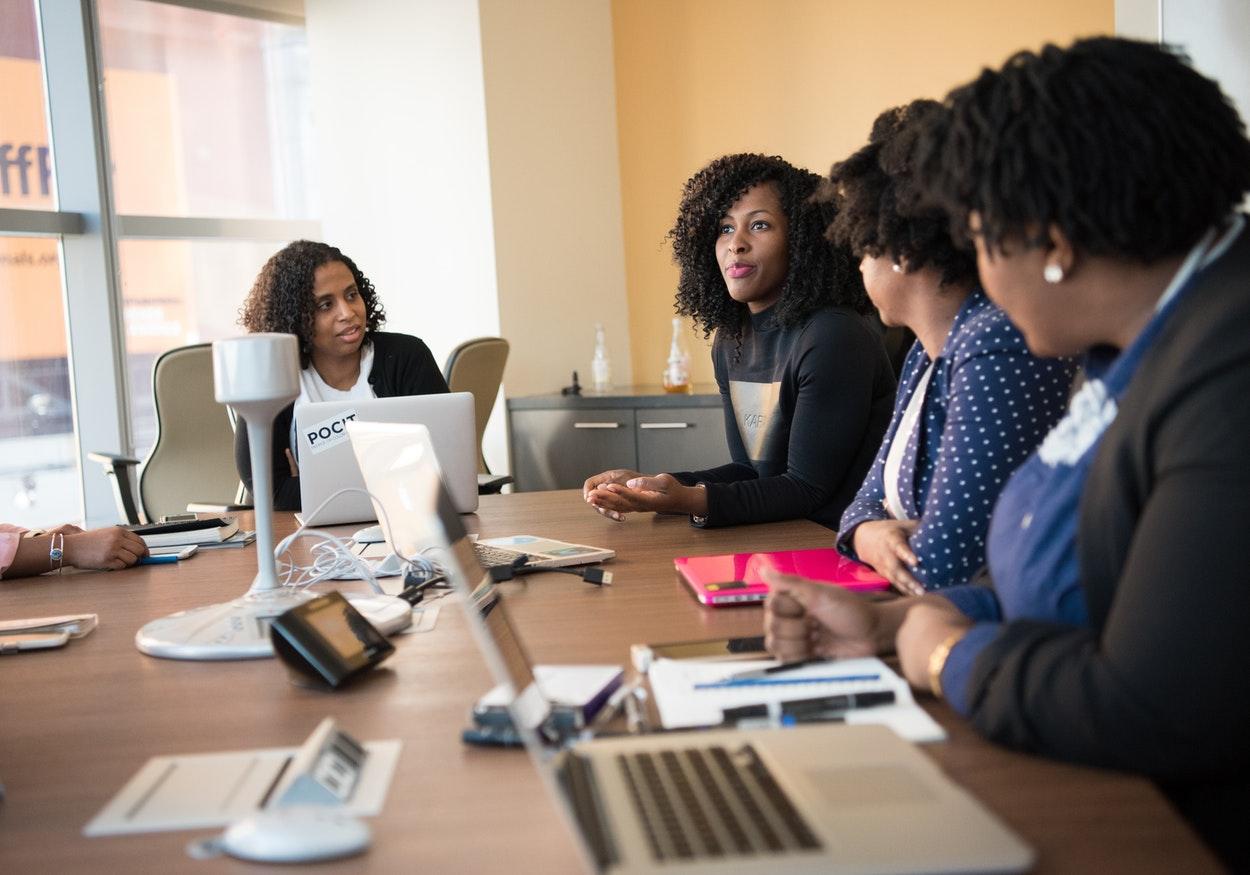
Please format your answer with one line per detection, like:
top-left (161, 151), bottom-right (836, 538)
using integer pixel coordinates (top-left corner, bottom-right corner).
top-left (616, 744), bottom-right (822, 862)
top-left (473, 542), bottom-right (526, 568)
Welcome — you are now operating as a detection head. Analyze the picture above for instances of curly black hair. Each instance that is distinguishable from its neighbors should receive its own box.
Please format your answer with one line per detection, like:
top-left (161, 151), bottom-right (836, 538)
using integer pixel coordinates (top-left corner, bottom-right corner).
top-left (668, 153), bottom-right (867, 346)
top-left (238, 240), bottom-right (387, 368)
top-left (823, 100), bottom-right (977, 287)
top-left (917, 37), bottom-right (1250, 261)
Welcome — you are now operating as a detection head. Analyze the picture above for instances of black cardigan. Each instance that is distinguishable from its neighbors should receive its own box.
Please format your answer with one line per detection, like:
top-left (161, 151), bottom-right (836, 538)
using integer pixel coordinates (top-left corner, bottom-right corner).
top-left (234, 331), bottom-right (449, 511)
top-left (963, 227), bottom-right (1250, 869)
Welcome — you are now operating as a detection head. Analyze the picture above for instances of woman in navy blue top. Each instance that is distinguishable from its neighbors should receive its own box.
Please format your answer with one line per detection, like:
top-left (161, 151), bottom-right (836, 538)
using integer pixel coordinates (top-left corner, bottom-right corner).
top-left (765, 39), bottom-right (1250, 868)
top-left (824, 101), bottom-right (1074, 593)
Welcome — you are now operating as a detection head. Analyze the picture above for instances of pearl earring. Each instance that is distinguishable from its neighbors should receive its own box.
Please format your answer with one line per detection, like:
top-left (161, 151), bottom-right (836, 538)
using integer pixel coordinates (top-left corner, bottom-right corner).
top-left (892, 262), bottom-right (903, 274)
top-left (1043, 263), bottom-right (1064, 284)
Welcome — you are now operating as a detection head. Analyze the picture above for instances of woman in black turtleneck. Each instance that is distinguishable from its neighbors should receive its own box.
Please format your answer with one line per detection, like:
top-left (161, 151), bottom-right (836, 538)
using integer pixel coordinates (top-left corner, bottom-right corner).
top-left (584, 154), bottom-right (895, 529)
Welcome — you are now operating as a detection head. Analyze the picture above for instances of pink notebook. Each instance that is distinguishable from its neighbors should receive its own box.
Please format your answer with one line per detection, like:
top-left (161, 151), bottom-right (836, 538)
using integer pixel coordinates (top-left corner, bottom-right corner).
top-left (674, 548), bottom-right (889, 606)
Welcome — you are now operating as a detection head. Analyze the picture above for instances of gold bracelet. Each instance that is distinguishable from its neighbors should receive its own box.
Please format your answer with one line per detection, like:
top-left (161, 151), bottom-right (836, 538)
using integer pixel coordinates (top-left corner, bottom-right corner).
top-left (927, 631), bottom-right (968, 699)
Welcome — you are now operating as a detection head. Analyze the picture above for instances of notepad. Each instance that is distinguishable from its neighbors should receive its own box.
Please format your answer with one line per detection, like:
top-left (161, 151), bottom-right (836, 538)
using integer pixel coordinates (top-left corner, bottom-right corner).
top-left (83, 739), bottom-right (401, 836)
top-left (647, 655), bottom-right (945, 742)
top-left (0, 613), bottom-right (97, 639)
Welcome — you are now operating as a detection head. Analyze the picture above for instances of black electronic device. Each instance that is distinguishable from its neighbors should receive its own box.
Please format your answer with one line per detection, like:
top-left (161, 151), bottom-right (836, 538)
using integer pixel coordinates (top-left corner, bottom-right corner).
top-left (269, 592), bottom-right (395, 689)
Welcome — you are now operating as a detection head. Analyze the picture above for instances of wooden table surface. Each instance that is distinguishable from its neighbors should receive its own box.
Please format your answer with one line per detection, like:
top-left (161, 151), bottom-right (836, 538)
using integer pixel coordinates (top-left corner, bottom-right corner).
top-left (0, 491), bottom-right (1223, 873)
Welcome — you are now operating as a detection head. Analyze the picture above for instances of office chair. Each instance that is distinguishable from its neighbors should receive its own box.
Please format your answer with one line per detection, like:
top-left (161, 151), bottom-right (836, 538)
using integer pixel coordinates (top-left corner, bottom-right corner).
top-left (442, 336), bottom-right (513, 494)
top-left (89, 343), bottom-right (250, 524)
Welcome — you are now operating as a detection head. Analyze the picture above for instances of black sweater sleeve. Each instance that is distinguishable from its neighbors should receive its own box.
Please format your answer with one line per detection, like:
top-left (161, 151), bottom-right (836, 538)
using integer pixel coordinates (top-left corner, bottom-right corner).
top-left (235, 404), bottom-right (301, 511)
top-left (676, 312), bottom-right (893, 527)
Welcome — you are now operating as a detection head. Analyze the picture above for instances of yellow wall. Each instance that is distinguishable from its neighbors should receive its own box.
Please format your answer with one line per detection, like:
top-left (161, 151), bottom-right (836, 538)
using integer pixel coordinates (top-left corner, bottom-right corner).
top-left (612, 0), bottom-right (1114, 383)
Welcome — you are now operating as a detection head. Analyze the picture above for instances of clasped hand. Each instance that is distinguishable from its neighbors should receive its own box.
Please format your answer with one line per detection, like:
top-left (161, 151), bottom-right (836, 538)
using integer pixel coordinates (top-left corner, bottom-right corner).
top-left (582, 469), bottom-right (707, 521)
top-left (762, 569), bottom-right (971, 694)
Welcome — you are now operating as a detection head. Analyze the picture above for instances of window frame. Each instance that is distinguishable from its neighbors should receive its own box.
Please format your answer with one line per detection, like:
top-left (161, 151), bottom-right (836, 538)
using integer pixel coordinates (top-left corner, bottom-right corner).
top-left (0, 0), bottom-right (319, 525)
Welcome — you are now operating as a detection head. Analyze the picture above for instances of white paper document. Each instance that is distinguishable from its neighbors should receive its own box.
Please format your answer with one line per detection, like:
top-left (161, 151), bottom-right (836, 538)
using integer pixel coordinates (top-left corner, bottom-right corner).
top-left (83, 739), bottom-right (401, 836)
top-left (648, 656), bottom-right (946, 743)
top-left (478, 664), bottom-right (624, 712)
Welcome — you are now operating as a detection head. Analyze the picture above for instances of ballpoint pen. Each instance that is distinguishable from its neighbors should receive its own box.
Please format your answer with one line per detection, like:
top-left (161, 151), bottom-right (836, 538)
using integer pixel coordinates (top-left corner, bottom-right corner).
top-left (727, 657), bottom-right (831, 681)
top-left (693, 673), bottom-right (881, 690)
top-left (721, 690), bottom-right (896, 727)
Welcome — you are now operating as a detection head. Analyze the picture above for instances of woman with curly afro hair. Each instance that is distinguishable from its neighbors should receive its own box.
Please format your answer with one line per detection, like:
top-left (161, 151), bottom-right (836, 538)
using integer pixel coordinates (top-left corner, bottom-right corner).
top-left (584, 153), bottom-right (896, 529)
top-left (764, 38), bottom-right (1250, 868)
top-left (826, 100), bottom-right (1074, 595)
top-left (234, 240), bottom-right (447, 510)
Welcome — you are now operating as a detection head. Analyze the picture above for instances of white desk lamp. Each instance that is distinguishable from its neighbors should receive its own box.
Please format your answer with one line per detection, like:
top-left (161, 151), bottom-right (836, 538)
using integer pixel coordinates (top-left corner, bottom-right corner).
top-left (135, 334), bottom-right (314, 660)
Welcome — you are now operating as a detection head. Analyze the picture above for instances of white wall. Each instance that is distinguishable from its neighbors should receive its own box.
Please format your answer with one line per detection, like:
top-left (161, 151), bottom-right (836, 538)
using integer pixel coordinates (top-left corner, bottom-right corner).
top-left (303, 0), bottom-right (507, 471)
top-left (478, 0), bottom-right (633, 398)
top-left (304, 0), bottom-right (633, 477)
top-left (1118, 0), bottom-right (1250, 125)
top-left (1161, 0), bottom-right (1250, 128)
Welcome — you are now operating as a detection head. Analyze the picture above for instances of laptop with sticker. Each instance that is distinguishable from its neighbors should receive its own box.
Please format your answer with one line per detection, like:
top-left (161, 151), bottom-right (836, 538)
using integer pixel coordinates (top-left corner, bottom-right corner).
top-left (294, 392), bottom-right (478, 525)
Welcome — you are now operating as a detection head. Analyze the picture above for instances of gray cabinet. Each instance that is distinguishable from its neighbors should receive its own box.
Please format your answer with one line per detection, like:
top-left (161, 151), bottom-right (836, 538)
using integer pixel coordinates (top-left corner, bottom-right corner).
top-left (507, 386), bottom-right (730, 492)
top-left (635, 406), bottom-right (726, 474)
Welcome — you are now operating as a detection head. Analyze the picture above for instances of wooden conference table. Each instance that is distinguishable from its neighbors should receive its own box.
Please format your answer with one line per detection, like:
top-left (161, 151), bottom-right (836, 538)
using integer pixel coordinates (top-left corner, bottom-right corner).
top-left (0, 491), bottom-right (1223, 873)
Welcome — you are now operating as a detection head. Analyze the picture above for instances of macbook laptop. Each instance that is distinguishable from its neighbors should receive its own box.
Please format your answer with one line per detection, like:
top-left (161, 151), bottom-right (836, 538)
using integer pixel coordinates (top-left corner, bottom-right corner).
top-left (346, 420), bottom-right (613, 570)
top-left (294, 392), bottom-right (478, 525)
top-left (402, 455), bottom-right (1035, 874)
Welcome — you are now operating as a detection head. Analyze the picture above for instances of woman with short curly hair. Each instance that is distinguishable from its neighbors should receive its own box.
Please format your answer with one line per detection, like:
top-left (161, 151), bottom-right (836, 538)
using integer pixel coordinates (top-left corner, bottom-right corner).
top-left (234, 240), bottom-right (447, 510)
top-left (585, 154), bottom-right (896, 529)
top-left (765, 38), bottom-right (1250, 867)
top-left (826, 100), bottom-right (1075, 594)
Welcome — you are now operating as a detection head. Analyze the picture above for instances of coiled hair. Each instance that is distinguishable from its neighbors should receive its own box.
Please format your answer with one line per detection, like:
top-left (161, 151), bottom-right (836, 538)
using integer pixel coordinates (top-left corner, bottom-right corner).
top-left (823, 99), bottom-right (977, 287)
top-left (668, 153), bottom-right (867, 348)
top-left (239, 240), bottom-right (387, 368)
top-left (918, 37), bottom-right (1250, 261)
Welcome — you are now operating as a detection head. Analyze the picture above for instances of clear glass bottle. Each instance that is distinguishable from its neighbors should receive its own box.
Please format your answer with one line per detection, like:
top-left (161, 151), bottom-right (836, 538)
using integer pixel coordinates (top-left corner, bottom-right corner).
top-left (662, 317), bottom-right (692, 394)
top-left (590, 323), bottom-right (612, 393)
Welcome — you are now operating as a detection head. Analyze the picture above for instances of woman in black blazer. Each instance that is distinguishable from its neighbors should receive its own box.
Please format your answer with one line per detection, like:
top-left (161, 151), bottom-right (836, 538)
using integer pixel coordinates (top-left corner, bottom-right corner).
top-left (234, 240), bottom-right (447, 510)
top-left (764, 38), bottom-right (1250, 868)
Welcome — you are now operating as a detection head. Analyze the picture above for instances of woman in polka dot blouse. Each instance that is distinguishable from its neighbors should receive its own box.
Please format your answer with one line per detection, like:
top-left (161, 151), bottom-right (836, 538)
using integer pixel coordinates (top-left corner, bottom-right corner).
top-left (821, 100), bottom-right (1076, 593)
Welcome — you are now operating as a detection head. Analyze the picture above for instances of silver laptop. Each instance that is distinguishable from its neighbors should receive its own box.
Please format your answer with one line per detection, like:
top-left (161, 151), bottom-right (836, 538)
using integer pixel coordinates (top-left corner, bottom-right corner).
top-left (408, 461), bottom-right (1035, 874)
top-left (294, 392), bottom-right (478, 524)
top-left (347, 419), bottom-right (614, 569)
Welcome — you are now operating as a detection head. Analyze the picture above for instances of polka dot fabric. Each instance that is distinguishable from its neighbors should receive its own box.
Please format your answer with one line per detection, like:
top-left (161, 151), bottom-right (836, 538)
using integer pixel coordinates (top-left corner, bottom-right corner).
top-left (837, 289), bottom-right (1077, 590)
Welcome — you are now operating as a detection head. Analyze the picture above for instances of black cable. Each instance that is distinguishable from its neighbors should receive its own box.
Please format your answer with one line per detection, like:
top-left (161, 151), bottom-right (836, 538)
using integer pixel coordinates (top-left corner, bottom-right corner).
top-left (489, 562), bottom-right (613, 587)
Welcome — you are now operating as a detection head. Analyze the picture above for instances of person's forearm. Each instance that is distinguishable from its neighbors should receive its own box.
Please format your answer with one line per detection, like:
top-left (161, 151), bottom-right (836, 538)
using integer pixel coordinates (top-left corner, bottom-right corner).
top-left (875, 593), bottom-right (964, 653)
top-left (682, 484), bottom-right (708, 516)
top-left (2, 536), bottom-right (61, 579)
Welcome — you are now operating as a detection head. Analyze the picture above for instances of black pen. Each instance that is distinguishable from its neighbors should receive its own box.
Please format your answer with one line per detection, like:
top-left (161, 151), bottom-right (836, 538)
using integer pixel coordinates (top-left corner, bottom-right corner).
top-left (727, 657), bottom-right (831, 681)
top-left (720, 690), bottom-right (895, 727)
top-left (782, 689), bottom-right (895, 717)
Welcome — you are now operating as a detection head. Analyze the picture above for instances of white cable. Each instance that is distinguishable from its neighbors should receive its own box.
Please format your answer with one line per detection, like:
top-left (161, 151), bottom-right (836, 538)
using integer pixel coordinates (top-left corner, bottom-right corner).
top-left (272, 486), bottom-right (407, 594)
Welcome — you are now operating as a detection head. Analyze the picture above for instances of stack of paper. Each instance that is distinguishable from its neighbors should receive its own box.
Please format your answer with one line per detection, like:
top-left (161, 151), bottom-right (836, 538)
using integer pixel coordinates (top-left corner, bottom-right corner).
top-left (647, 656), bottom-right (945, 743)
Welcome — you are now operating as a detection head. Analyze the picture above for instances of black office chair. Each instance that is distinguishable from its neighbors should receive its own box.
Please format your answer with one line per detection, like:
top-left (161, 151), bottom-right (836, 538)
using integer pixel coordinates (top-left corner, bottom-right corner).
top-left (89, 343), bottom-right (250, 524)
top-left (443, 337), bottom-right (513, 495)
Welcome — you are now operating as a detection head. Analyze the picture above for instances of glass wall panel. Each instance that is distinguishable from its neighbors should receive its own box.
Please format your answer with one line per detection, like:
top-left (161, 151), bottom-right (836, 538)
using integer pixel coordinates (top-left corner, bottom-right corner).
top-left (98, 0), bottom-right (315, 219)
top-left (118, 237), bottom-right (280, 454)
top-left (0, 236), bottom-right (77, 526)
top-left (0, 0), bottom-right (56, 211)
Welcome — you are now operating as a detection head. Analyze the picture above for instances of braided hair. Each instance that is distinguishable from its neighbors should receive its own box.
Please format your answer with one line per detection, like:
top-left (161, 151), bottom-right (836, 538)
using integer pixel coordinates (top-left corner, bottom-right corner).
top-left (918, 37), bottom-right (1250, 261)
top-left (669, 153), bottom-right (867, 349)
top-left (239, 240), bottom-right (387, 368)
